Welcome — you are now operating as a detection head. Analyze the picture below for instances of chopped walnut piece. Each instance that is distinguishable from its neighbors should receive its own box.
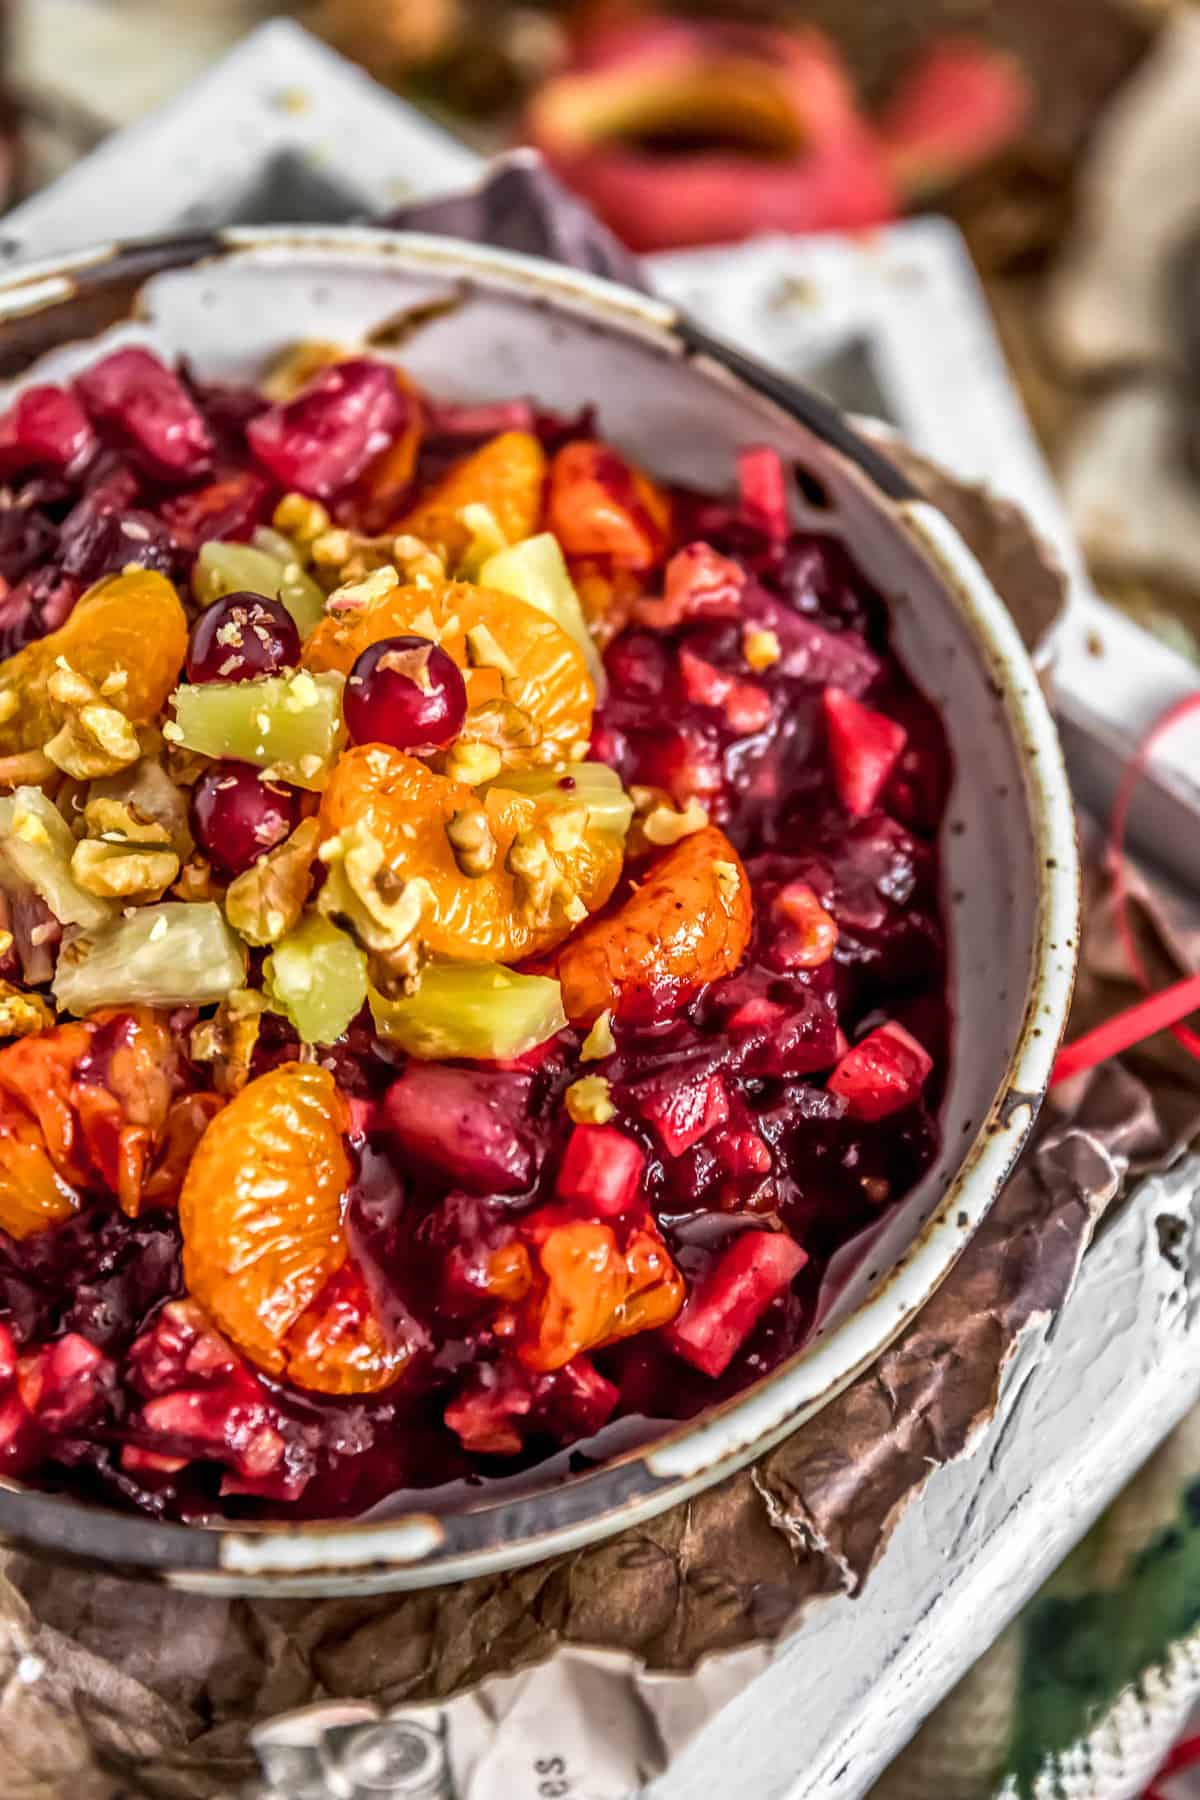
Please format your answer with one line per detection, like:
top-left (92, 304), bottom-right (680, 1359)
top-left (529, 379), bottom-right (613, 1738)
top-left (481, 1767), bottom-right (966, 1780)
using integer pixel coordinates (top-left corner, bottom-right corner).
top-left (163, 743), bottom-right (211, 789)
top-left (309, 526), bottom-right (355, 568)
top-left (44, 664), bottom-right (140, 779)
top-left (83, 796), bottom-right (162, 845)
top-left (441, 739), bottom-right (502, 786)
top-left (172, 855), bottom-right (215, 903)
top-left (70, 838), bottom-right (180, 900)
top-left (326, 565), bottom-right (400, 616)
top-left (190, 988), bottom-right (268, 1095)
top-left (641, 797), bottom-right (710, 848)
top-left (462, 698), bottom-right (542, 757)
top-left (0, 983), bottom-right (54, 1039)
top-left (318, 816), bottom-right (433, 968)
top-left (506, 826), bottom-right (586, 929)
top-left (742, 627), bottom-right (781, 671)
top-left (543, 803), bottom-right (588, 856)
top-left (273, 489), bottom-right (331, 543)
top-left (390, 534), bottom-right (445, 583)
top-left (83, 783), bottom-right (188, 855)
top-left (446, 807), bottom-right (497, 877)
top-left (580, 1009), bottom-right (616, 1062)
top-left (224, 816), bottom-right (320, 946)
top-left (565, 1075), bottom-right (616, 1125)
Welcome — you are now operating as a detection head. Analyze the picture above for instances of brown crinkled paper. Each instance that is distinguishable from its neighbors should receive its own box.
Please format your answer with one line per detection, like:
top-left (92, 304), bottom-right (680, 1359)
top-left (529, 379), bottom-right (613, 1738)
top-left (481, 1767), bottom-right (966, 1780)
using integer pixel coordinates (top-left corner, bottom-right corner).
top-left (0, 443), bottom-right (1196, 1800)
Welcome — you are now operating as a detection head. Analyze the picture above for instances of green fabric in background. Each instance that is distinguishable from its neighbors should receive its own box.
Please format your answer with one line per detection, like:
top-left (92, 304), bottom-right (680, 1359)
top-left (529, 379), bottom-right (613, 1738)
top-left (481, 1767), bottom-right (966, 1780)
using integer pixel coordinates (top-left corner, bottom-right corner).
top-left (873, 1414), bottom-right (1200, 1800)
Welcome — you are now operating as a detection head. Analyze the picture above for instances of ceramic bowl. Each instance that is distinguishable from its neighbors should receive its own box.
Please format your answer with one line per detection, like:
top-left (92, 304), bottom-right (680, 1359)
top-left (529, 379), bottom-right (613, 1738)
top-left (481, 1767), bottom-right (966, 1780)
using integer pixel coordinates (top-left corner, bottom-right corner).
top-left (0, 228), bottom-right (1079, 1593)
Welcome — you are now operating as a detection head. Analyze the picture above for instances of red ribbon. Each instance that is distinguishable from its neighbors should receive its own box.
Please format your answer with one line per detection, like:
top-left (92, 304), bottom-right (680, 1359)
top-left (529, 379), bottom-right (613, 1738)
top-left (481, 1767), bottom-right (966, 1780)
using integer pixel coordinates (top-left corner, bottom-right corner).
top-left (1050, 692), bottom-right (1200, 1087)
top-left (1143, 1729), bottom-right (1200, 1798)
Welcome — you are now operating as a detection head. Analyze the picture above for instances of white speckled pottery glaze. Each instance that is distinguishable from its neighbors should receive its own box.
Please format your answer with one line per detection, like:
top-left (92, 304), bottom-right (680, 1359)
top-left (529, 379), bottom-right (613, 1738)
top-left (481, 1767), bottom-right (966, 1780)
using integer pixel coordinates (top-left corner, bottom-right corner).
top-left (0, 230), bottom-right (1079, 1592)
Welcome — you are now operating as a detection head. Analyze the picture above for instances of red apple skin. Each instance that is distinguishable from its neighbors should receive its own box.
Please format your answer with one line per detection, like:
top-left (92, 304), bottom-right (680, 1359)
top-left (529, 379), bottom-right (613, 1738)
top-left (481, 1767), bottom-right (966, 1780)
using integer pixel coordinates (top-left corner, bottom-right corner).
top-left (525, 20), bottom-right (898, 253)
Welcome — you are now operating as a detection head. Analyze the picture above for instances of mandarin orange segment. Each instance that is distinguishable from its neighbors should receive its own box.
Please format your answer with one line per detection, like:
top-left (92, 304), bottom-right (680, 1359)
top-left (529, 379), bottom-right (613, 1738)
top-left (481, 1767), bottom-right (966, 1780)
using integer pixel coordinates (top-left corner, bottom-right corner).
top-left (282, 1262), bottom-right (414, 1395)
top-left (546, 441), bottom-right (671, 572)
top-left (0, 1008), bottom-right (183, 1229)
top-left (318, 743), bottom-right (625, 964)
top-left (179, 1063), bottom-right (412, 1396)
top-left (0, 1108), bottom-right (80, 1239)
top-left (572, 562), bottom-right (644, 651)
top-left (397, 430), bottom-right (546, 566)
top-left (304, 577), bottom-right (594, 768)
top-left (180, 1064), bottom-right (351, 1377)
top-left (0, 570), bottom-right (188, 755)
top-left (555, 825), bottom-right (753, 1026)
top-left (0, 1020), bottom-right (93, 1181)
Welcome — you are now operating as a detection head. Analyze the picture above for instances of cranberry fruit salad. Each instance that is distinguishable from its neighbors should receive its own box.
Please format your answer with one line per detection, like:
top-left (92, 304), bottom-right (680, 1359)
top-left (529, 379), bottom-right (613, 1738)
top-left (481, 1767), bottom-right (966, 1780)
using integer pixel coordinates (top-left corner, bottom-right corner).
top-left (0, 345), bottom-right (949, 1521)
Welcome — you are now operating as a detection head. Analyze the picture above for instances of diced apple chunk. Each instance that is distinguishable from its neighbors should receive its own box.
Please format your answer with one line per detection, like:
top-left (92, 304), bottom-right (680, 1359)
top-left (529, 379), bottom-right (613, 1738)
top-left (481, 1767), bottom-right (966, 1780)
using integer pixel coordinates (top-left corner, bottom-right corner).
top-left (557, 1124), bottom-right (645, 1217)
top-left (826, 1020), bottom-right (933, 1120)
top-left (664, 1231), bottom-right (807, 1378)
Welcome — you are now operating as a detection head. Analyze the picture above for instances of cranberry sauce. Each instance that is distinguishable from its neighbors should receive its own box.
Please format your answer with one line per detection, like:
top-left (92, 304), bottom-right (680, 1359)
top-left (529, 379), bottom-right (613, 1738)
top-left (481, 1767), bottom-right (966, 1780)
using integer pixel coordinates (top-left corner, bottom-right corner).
top-left (0, 356), bottom-right (951, 1523)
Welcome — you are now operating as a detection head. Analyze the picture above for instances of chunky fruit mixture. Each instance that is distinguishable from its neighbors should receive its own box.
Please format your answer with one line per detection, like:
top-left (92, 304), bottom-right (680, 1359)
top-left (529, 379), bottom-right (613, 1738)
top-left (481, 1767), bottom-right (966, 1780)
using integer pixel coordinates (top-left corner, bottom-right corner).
top-left (0, 344), bottom-right (949, 1521)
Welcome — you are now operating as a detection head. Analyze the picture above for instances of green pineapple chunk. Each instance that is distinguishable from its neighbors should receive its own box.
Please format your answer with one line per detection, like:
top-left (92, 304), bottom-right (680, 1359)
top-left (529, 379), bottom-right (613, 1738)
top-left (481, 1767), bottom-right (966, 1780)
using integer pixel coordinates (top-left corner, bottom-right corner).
top-left (0, 786), bottom-right (114, 931)
top-left (264, 913), bottom-right (367, 1045)
top-left (168, 670), bottom-right (345, 789)
top-left (484, 761), bottom-right (633, 840)
top-left (252, 527), bottom-right (298, 564)
top-left (480, 533), bottom-right (606, 696)
top-left (53, 902), bottom-right (246, 1014)
top-left (276, 562), bottom-right (327, 638)
top-left (195, 539), bottom-right (326, 637)
top-left (193, 543), bottom-right (286, 608)
top-left (369, 962), bottom-right (566, 1061)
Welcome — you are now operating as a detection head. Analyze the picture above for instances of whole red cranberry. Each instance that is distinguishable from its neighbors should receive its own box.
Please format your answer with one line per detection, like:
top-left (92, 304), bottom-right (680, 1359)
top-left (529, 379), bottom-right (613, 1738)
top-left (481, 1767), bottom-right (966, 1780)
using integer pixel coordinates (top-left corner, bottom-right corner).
top-left (186, 592), bottom-right (301, 685)
top-left (190, 761), bottom-right (298, 876)
top-left (343, 634), bottom-right (467, 753)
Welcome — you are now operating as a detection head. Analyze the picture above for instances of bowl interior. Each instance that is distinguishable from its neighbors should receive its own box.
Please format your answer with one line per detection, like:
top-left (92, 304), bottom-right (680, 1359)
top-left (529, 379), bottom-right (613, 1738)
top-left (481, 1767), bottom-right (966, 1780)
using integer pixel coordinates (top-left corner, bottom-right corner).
top-left (0, 231), bottom-right (1077, 1583)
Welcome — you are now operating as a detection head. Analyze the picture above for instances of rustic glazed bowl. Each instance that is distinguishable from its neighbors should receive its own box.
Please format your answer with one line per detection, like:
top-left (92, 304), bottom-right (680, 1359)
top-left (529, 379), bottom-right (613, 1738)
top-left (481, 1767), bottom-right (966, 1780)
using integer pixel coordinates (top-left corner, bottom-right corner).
top-left (0, 229), bottom-right (1079, 1594)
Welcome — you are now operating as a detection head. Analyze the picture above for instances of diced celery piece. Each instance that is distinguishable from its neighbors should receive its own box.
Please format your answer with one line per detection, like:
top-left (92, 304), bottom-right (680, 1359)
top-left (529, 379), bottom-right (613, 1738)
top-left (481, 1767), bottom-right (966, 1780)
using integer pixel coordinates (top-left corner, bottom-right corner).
top-left (53, 902), bottom-right (246, 1014)
top-left (168, 670), bottom-right (345, 789)
top-left (193, 543), bottom-right (287, 609)
top-left (369, 962), bottom-right (566, 1061)
top-left (264, 913), bottom-right (367, 1045)
top-left (196, 537), bottom-right (327, 638)
top-left (480, 533), bottom-right (606, 697)
top-left (484, 761), bottom-right (633, 840)
top-left (0, 786), bottom-right (114, 930)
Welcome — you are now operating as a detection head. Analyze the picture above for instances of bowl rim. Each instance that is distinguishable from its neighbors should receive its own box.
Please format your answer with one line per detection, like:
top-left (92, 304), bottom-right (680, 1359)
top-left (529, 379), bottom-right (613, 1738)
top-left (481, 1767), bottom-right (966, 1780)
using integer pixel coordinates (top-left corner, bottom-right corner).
top-left (0, 225), bottom-right (1081, 1592)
